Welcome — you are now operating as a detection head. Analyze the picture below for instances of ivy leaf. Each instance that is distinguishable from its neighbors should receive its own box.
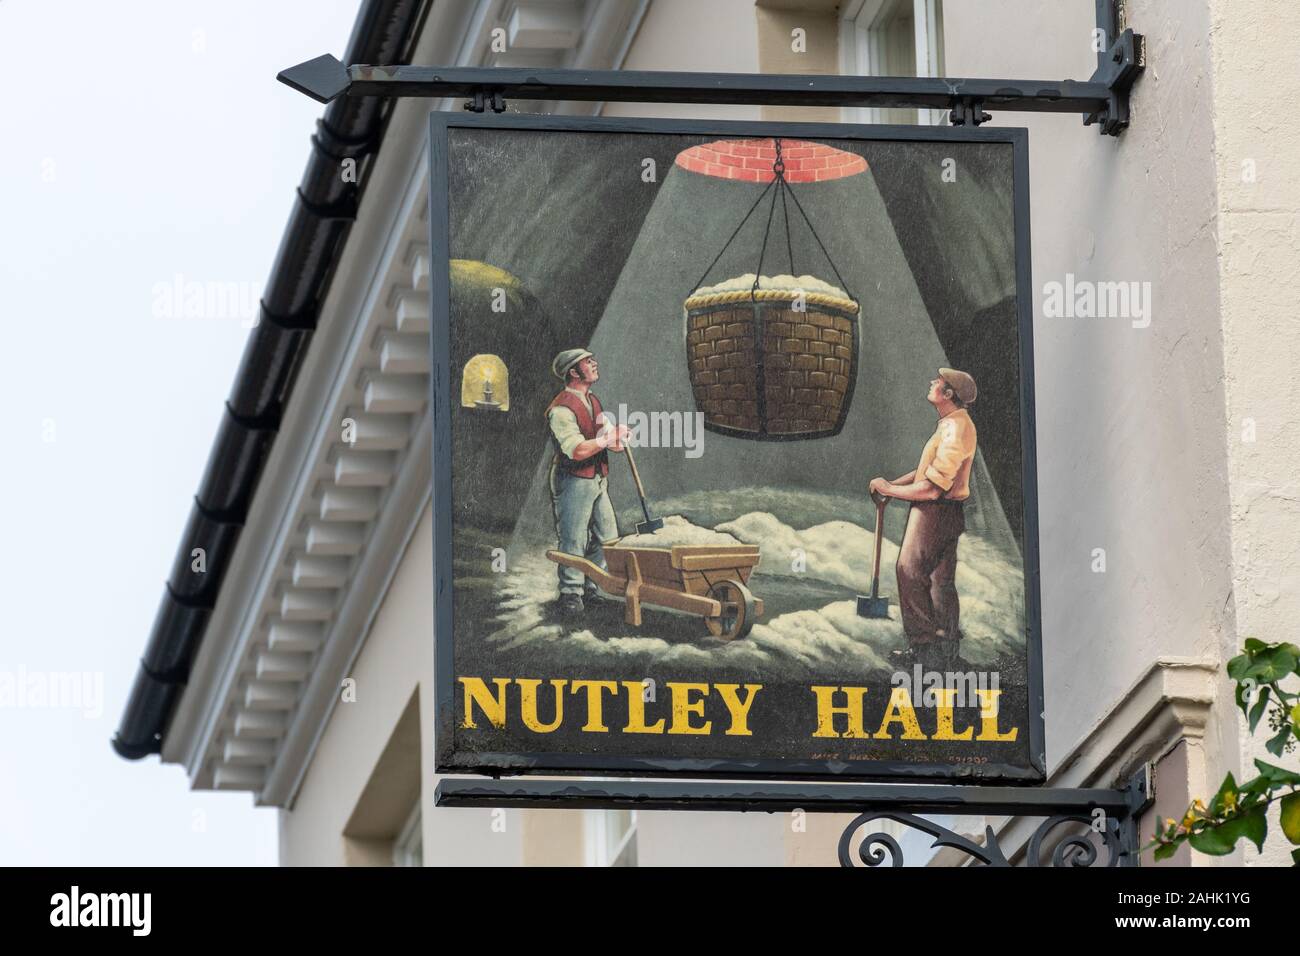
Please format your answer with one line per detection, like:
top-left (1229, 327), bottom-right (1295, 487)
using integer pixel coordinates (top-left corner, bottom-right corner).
top-left (1266, 726), bottom-right (1292, 758)
top-left (1153, 840), bottom-right (1181, 862)
top-left (1248, 687), bottom-right (1271, 732)
top-left (1221, 807), bottom-right (1268, 853)
top-left (1238, 774), bottom-right (1272, 796)
top-left (1227, 654), bottom-right (1251, 681)
top-left (1243, 638), bottom-right (1267, 653)
top-left (1292, 847), bottom-right (1300, 866)
top-left (1281, 793), bottom-right (1300, 845)
top-left (1246, 648), bottom-right (1299, 682)
top-left (1189, 824), bottom-right (1237, 855)
top-left (1254, 759), bottom-right (1300, 786)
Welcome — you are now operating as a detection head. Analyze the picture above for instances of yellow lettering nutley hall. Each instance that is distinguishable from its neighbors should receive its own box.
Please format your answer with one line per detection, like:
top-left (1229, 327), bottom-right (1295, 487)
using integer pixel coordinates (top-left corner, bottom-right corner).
top-left (458, 676), bottom-right (763, 736)
top-left (809, 685), bottom-right (1019, 742)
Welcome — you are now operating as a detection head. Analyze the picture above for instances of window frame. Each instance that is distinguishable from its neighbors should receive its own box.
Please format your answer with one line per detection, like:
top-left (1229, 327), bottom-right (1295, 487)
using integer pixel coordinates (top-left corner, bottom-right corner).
top-left (840, 0), bottom-right (946, 127)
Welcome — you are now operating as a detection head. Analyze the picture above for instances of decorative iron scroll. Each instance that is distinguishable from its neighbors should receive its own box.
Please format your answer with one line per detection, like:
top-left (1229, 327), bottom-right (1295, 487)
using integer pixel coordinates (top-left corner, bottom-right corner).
top-left (838, 811), bottom-right (1130, 868)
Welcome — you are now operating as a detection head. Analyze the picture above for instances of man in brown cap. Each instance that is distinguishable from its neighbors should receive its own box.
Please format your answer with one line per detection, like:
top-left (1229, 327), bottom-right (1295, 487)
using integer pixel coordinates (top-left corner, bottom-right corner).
top-left (868, 368), bottom-right (978, 667)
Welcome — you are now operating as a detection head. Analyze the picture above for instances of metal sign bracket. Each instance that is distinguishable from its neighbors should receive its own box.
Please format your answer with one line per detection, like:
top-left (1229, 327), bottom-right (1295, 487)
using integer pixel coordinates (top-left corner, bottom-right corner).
top-left (436, 765), bottom-right (1154, 867)
top-left (278, 31), bottom-right (1144, 136)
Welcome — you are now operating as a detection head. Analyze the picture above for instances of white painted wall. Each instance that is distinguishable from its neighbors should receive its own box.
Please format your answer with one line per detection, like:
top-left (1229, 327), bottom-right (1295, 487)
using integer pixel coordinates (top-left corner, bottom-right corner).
top-left (1209, 0), bottom-right (1300, 866)
top-left (945, 0), bottom-right (1299, 864)
top-left (602, 0), bottom-right (763, 119)
top-left (280, 504), bottom-right (526, 867)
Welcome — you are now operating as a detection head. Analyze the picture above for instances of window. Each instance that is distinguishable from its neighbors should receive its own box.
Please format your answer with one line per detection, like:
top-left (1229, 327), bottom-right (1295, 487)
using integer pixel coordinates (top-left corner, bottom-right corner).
top-left (840, 0), bottom-right (945, 126)
top-left (393, 801), bottom-right (423, 867)
top-left (585, 809), bottom-right (637, 867)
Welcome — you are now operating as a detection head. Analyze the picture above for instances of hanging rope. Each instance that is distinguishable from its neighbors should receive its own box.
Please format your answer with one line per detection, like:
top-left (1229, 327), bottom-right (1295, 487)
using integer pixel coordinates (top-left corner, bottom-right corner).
top-left (689, 138), bottom-right (857, 306)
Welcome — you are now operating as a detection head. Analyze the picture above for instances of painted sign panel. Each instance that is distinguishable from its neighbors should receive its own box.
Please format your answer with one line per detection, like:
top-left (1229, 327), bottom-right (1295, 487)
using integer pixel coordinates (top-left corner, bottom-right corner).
top-left (431, 113), bottom-right (1043, 783)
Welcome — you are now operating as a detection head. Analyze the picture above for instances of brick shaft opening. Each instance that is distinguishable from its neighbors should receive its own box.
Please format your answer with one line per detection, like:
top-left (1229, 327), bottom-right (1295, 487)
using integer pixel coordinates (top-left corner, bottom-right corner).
top-left (675, 138), bottom-right (868, 184)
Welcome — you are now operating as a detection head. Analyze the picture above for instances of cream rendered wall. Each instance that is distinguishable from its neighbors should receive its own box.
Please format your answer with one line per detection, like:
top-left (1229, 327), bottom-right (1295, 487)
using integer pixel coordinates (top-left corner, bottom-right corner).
top-left (1209, 0), bottom-right (1300, 867)
top-left (280, 504), bottom-right (526, 867)
top-left (945, 0), bottom-right (1287, 862)
top-left (602, 0), bottom-right (763, 120)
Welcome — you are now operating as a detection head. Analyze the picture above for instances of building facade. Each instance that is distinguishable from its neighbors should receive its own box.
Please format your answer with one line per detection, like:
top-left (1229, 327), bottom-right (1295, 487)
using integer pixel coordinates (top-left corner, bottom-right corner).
top-left (115, 0), bottom-right (1300, 867)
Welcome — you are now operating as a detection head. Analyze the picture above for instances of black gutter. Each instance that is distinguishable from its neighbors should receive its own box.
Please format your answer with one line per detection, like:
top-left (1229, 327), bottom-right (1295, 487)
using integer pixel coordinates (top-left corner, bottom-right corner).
top-left (113, 0), bottom-right (431, 760)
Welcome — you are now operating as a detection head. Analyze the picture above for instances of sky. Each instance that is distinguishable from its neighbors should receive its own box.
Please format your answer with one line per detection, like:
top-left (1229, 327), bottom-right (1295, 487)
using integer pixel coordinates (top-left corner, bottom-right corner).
top-left (0, 0), bottom-right (365, 865)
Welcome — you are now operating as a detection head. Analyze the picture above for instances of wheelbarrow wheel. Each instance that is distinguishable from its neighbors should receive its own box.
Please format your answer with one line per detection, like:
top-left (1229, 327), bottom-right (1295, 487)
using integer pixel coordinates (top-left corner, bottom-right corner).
top-left (704, 579), bottom-right (756, 641)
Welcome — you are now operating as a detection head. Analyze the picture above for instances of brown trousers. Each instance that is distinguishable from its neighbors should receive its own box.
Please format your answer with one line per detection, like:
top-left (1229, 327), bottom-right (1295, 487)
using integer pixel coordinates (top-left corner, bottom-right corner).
top-left (896, 500), bottom-right (965, 646)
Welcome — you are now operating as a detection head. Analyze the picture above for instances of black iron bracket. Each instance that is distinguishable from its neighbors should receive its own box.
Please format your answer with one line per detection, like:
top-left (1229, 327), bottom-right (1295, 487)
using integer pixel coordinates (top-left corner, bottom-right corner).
top-left (278, 29), bottom-right (1145, 136)
top-left (435, 765), bottom-right (1155, 867)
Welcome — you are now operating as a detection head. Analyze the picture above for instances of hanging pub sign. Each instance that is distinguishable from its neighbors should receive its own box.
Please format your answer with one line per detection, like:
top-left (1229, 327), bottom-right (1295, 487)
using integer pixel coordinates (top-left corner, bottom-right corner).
top-left (430, 113), bottom-right (1043, 783)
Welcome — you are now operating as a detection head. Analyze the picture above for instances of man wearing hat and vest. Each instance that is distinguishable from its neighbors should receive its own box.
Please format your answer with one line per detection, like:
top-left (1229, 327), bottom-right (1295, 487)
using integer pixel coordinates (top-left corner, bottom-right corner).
top-left (868, 368), bottom-right (979, 667)
top-left (546, 348), bottom-right (630, 616)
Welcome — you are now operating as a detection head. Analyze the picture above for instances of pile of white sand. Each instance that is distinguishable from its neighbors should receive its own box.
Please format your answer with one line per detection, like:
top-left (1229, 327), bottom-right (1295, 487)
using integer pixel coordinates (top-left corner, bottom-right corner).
top-left (614, 514), bottom-right (741, 548)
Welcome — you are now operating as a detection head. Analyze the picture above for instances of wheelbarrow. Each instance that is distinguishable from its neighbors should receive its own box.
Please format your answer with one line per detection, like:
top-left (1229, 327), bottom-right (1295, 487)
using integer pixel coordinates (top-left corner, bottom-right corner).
top-left (546, 542), bottom-right (764, 640)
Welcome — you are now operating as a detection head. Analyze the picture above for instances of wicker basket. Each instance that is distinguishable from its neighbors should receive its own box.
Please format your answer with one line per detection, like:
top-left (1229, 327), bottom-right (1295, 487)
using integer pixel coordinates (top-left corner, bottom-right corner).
top-left (684, 275), bottom-right (859, 440)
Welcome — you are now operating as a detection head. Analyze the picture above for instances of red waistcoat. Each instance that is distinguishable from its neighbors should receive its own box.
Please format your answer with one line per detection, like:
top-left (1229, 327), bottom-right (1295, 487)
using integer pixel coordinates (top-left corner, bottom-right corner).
top-left (545, 389), bottom-right (609, 478)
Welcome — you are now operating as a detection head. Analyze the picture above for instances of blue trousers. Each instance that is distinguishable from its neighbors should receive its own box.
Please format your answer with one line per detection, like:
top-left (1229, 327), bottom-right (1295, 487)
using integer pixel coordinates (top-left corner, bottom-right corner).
top-left (549, 464), bottom-right (620, 596)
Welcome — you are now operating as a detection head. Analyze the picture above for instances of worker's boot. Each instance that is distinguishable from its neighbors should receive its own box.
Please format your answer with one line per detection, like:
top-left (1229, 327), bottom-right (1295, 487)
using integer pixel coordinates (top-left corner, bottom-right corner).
top-left (558, 593), bottom-right (585, 617)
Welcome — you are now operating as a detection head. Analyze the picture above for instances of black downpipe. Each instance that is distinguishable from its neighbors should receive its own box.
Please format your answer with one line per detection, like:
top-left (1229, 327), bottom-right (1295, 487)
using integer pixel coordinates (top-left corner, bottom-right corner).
top-left (113, 0), bottom-right (430, 760)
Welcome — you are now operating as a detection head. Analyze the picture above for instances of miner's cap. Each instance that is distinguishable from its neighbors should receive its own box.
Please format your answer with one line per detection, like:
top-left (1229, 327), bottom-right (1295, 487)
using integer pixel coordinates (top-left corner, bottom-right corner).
top-left (553, 348), bottom-right (594, 380)
top-left (939, 367), bottom-right (977, 405)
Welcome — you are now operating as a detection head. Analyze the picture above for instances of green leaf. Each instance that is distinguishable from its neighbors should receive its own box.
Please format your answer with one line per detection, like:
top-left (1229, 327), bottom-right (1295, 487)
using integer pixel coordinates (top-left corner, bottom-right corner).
top-left (1189, 824), bottom-right (1238, 855)
top-left (1278, 642), bottom-right (1300, 662)
top-left (1153, 840), bottom-right (1180, 861)
top-left (1238, 774), bottom-right (1273, 796)
top-left (1246, 648), bottom-right (1299, 682)
top-left (1249, 687), bottom-right (1272, 732)
top-left (1220, 807), bottom-right (1268, 853)
top-left (1214, 772), bottom-right (1238, 799)
top-left (1266, 726), bottom-right (1292, 758)
top-left (1254, 759), bottom-right (1300, 786)
top-left (1281, 793), bottom-right (1300, 845)
top-left (1227, 654), bottom-right (1251, 681)
top-left (1292, 847), bottom-right (1300, 866)
top-left (1243, 638), bottom-right (1267, 653)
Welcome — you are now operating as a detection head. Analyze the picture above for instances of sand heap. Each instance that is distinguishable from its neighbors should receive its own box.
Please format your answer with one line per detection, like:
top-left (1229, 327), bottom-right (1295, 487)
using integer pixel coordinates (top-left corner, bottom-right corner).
top-left (614, 514), bottom-right (741, 548)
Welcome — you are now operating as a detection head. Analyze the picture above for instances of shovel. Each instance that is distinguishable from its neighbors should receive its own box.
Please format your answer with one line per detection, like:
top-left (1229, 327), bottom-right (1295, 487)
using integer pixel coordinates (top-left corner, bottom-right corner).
top-left (622, 442), bottom-right (664, 535)
top-left (855, 493), bottom-right (890, 618)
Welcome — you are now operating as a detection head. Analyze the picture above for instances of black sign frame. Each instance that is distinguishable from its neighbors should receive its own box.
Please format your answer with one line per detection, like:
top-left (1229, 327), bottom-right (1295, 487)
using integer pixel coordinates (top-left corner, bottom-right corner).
top-left (430, 111), bottom-right (1044, 785)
